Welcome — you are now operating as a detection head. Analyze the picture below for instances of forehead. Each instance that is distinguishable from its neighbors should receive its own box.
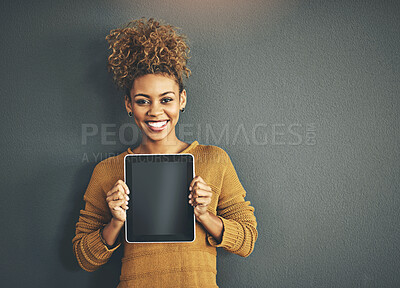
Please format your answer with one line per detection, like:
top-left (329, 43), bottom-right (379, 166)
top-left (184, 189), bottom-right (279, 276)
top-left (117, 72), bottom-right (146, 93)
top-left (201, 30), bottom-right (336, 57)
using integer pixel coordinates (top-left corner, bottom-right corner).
top-left (132, 74), bottom-right (178, 94)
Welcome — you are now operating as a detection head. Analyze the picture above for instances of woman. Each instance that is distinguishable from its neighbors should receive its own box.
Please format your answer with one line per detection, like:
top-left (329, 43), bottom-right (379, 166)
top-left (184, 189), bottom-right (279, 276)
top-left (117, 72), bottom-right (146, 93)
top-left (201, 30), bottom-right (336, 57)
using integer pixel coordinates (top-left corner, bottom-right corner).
top-left (72, 17), bottom-right (258, 287)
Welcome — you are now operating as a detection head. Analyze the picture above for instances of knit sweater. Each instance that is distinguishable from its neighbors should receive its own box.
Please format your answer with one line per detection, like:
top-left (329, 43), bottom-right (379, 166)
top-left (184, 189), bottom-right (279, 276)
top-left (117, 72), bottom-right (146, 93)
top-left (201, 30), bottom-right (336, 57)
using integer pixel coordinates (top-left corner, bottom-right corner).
top-left (72, 140), bottom-right (258, 287)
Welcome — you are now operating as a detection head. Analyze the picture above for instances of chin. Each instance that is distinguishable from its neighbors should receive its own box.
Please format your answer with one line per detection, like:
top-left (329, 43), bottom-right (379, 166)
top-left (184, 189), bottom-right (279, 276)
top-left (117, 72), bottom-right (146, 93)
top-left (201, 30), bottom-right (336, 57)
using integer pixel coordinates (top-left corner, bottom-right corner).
top-left (143, 127), bottom-right (170, 140)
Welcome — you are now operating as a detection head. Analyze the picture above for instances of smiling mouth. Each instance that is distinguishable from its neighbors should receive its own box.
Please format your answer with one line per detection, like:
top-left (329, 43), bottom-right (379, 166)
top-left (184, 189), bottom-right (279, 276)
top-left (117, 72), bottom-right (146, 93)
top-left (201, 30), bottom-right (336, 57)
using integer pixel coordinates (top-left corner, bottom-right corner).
top-left (145, 120), bottom-right (169, 131)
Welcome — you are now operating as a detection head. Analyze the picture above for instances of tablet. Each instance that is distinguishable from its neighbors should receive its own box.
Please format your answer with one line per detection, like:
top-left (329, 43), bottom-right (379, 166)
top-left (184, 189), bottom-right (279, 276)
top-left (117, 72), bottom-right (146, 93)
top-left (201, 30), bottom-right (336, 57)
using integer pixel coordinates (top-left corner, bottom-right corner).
top-left (124, 153), bottom-right (195, 243)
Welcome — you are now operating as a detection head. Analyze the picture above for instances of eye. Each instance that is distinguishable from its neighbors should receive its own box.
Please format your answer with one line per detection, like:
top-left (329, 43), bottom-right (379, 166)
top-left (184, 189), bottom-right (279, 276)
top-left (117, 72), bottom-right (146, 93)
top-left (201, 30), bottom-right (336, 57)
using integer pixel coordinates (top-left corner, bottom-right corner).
top-left (162, 98), bottom-right (173, 103)
top-left (135, 99), bottom-right (148, 105)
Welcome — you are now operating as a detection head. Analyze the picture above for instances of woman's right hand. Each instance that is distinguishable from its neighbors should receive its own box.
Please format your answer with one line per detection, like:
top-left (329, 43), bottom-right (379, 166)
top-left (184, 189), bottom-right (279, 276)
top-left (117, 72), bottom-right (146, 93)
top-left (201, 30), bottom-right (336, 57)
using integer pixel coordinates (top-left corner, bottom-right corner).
top-left (106, 179), bottom-right (130, 223)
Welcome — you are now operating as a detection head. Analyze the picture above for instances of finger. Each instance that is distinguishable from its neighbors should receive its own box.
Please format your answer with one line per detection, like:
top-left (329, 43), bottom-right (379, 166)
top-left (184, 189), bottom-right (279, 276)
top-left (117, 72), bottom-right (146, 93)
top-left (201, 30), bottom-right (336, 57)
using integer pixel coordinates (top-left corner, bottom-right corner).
top-left (107, 183), bottom-right (127, 197)
top-left (107, 180), bottom-right (130, 196)
top-left (118, 189), bottom-right (128, 200)
top-left (116, 180), bottom-right (130, 195)
top-left (106, 193), bottom-right (116, 203)
top-left (109, 199), bottom-right (127, 210)
top-left (188, 175), bottom-right (202, 191)
top-left (196, 175), bottom-right (207, 185)
top-left (118, 191), bottom-right (130, 201)
top-left (114, 192), bottom-right (122, 201)
top-left (192, 201), bottom-right (208, 208)
top-left (106, 190), bottom-right (127, 203)
top-left (111, 192), bottom-right (122, 201)
top-left (189, 189), bottom-right (212, 202)
top-left (189, 194), bottom-right (211, 207)
top-left (191, 189), bottom-right (213, 199)
top-left (191, 195), bottom-right (211, 204)
top-left (195, 197), bottom-right (211, 205)
top-left (192, 181), bottom-right (212, 192)
top-left (196, 202), bottom-right (208, 207)
top-left (116, 184), bottom-right (127, 195)
top-left (115, 184), bottom-right (129, 201)
top-left (107, 185), bottom-right (119, 197)
top-left (108, 200), bottom-right (126, 208)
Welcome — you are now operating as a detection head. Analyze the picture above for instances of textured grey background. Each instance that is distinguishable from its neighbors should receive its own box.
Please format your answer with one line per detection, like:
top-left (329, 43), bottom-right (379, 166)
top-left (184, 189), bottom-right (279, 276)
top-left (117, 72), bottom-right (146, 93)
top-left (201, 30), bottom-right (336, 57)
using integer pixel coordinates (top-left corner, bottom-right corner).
top-left (1, 0), bottom-right (399, 287)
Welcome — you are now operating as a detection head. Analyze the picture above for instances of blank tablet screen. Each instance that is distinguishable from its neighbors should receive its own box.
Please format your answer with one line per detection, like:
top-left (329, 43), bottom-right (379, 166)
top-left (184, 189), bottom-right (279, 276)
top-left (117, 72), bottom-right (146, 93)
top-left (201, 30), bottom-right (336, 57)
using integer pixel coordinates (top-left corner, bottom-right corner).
top-left (124, 154), bottom-right (195, 243)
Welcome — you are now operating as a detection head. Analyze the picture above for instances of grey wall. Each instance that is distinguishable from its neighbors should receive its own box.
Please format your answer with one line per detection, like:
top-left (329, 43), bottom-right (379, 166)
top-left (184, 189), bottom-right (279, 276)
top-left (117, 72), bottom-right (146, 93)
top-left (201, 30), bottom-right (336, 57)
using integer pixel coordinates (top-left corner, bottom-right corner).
top-left (1, 0), bottom-right (399, 287)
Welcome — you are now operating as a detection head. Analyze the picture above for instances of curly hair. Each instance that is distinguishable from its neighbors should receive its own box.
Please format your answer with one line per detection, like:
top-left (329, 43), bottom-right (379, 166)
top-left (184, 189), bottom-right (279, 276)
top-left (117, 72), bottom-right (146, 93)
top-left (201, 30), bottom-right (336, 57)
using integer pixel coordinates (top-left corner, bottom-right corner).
top-left (105, 17), bottom-right (192, 96)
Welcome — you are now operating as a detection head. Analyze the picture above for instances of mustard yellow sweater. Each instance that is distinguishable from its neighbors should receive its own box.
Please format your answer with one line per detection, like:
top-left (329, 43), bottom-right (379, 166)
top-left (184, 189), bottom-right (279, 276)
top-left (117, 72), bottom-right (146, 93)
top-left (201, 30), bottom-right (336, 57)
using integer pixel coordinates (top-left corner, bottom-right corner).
top-left (72, 140), bottom-right (258, 287)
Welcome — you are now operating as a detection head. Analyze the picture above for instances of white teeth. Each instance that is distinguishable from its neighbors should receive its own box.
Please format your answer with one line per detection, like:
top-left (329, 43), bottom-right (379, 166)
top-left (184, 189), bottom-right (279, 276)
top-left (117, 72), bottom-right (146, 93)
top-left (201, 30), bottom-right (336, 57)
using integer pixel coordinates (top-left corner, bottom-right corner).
top-left (147, 121), bottom-right (167, 127)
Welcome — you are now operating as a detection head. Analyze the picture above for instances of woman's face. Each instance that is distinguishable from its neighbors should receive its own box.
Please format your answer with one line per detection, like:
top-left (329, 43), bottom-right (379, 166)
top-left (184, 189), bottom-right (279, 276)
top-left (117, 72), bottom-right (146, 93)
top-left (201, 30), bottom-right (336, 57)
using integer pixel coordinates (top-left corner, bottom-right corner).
top-left (125, 73), bottom-right (187, 143)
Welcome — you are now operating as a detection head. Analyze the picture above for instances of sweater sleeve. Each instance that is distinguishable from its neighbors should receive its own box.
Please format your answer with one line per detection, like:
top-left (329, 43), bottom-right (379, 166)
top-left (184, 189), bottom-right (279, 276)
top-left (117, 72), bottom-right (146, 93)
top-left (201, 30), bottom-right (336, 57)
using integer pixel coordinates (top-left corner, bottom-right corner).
top-left (206, 150), bottom-right (258, 257)
top-left (72, 163), bottom-right (122, 272)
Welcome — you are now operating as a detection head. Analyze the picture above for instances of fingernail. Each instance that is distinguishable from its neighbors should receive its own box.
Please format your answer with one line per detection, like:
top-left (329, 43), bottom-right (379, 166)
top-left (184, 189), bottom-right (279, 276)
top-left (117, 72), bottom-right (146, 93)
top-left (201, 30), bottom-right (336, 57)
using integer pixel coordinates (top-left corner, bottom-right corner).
top-left (188, 194), bottom-right (192, 198)
top-left (189, 187), bottom-right (192, 191)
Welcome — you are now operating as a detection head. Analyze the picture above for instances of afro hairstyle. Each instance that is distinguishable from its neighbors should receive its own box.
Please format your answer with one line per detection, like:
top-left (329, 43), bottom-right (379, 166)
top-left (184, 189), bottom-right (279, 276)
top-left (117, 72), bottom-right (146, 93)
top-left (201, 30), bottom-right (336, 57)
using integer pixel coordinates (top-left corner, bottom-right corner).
top-left (105, 17), bottom-right (192, 97)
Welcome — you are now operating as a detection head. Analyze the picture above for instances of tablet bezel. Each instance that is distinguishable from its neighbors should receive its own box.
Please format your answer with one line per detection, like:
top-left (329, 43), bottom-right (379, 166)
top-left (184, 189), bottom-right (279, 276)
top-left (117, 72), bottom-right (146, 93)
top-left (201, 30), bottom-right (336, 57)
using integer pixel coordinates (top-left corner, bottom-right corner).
top-left (123, 153), bottom-right (196, 243)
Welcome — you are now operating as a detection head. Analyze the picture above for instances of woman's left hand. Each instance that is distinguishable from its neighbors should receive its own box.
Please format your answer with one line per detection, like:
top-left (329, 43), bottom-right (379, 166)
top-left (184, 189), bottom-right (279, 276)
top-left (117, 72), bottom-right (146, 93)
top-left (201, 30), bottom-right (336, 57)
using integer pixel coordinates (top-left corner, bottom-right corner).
top-left (188, 175), bottom-right (213, 220)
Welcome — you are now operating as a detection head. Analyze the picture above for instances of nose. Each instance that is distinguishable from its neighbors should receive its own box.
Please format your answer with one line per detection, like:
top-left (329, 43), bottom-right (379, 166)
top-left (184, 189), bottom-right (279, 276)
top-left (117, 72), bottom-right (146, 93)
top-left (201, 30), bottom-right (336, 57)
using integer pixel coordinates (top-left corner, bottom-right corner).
top-left (147, 102), bottom-right (164, 117)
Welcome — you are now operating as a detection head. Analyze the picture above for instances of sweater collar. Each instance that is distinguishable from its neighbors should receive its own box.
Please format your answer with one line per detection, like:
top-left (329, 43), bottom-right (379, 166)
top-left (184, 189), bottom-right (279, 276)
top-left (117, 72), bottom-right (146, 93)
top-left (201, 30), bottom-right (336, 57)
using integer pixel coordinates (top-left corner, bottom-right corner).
top-left (126, 140), bottom-right (199, 155)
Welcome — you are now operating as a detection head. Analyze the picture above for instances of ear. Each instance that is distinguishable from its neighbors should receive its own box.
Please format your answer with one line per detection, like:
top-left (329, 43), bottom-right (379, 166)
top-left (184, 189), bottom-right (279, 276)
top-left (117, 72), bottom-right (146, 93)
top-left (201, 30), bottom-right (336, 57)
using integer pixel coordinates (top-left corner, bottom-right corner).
top-left (124, 94), bottom-right (132, 114)
top-left (179, 89), bottom-right (187, 110)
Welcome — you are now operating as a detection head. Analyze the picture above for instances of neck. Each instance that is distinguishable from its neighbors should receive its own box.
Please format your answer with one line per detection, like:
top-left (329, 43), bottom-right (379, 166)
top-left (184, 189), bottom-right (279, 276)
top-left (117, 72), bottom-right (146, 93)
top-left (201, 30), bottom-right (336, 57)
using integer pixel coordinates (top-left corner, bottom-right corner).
top-left (134, 135), bottom-right (188, 154)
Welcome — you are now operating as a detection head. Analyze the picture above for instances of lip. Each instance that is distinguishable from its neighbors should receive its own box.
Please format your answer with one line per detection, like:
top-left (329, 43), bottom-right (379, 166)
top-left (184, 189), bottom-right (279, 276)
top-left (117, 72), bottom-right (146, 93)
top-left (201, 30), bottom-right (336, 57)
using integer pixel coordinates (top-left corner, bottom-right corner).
top-left (145, 120), bottom-right (169, 122)
top-left (145, 120), bottom-right (169, 132)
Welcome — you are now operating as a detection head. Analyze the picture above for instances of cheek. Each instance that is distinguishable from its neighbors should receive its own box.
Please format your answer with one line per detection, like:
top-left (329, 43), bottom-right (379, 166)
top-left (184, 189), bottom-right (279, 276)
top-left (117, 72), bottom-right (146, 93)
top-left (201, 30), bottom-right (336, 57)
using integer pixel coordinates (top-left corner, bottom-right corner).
top-left (132, 107), bottom-right (145, 118)
top-left (131, 109), bottom-right (144, 126)
top-left (164, 105), bottom-right (179, 117)
top-left (169, 109), bottom-right (180, 124)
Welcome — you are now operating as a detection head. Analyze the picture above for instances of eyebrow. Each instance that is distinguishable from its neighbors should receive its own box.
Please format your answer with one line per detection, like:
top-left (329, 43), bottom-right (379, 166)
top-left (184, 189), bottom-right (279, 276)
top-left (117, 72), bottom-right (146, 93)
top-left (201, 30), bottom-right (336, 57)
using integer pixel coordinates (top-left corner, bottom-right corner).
top-left (133, 91), bottom-right (175, 98)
